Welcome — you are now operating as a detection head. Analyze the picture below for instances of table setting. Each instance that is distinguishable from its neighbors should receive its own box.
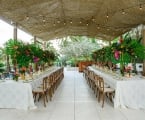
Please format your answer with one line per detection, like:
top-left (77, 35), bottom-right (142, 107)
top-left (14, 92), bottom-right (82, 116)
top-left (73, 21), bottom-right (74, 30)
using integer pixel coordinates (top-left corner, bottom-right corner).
top-left (88, 65), bottom-right (145, 109)
top-left (0, 66), bottom-right (60, 110)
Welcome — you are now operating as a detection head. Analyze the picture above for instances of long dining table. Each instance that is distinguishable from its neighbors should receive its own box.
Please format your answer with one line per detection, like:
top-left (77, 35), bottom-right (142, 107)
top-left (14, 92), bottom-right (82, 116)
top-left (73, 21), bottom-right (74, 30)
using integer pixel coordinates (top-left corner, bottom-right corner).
top-left (88, 66), bottom-right (145, 109)
top-left (0, 66), bottom-right (60, 110)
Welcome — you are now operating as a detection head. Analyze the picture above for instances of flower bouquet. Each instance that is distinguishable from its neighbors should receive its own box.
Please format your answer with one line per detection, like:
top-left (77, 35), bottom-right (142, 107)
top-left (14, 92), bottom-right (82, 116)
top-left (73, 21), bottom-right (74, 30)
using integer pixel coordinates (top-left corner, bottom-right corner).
top-left (125, 66), bottom-right (132, 77)
top-left (13, 72), bottom-right (19, 81)
top-left (19, 66), bottom-right (26, 80)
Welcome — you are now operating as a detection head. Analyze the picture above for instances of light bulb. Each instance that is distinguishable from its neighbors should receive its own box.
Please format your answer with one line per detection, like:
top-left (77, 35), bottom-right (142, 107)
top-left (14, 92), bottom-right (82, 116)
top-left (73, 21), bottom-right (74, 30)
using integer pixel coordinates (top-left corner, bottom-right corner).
top-left (122, 9), bottom-right (125, 14)
top-left (26, 15), bottom-right (29, 21)
top-left (57, 20), bottom-right (60, 23)
top-left (43, 19), bottom-right (46, 22)
top-left (139, 4), bottom-right (142, 10)
top-left (106, 14), bottom-right (109, 18)
top-left (97, 25), bottom-right (100, 29)
top-left (92, 18), bottom-right (95, 21)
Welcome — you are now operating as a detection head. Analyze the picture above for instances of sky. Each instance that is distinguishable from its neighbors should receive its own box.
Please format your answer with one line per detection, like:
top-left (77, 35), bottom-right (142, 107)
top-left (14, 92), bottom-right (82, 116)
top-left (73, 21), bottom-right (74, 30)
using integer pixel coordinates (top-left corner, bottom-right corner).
top-left (0, 19), bottom-right (33, 47)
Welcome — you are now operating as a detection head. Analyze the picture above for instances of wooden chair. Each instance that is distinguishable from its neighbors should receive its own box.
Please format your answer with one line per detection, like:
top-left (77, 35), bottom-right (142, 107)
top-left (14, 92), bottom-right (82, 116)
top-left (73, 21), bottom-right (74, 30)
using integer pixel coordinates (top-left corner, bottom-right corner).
top-left (94, 74), bottom-right (100, 98)
top-left (82, 66), bottom-right (87, 77)
top-left (48, 74), bottom-right (55, 97)
top-left (89, 71), bottom-right (96, 92)
top-left (88, 70), bottom-right (94, 89)
top-left (84, 68), bottom-right (90, 84)
top-left (98, 77), bottom-right (115, 107)
top-left (32, 77), bottom-right (48, 107)
top-left (46, 76), bottom-right (53, 101)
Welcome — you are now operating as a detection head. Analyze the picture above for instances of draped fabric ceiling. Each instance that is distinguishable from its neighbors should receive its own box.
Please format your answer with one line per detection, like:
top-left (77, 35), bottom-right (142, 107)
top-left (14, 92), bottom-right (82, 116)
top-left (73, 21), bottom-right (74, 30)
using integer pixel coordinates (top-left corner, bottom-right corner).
top-left (0, 0), bottom-right (145, 41)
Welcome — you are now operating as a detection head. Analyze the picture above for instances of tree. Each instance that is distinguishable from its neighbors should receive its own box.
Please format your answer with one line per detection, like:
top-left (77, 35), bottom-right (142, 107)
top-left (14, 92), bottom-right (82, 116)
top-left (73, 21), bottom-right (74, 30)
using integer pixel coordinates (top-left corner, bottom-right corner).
top-left (0, 48), bottom-right (6, 72)
top-left (58, 36), bottom-right (101, 66)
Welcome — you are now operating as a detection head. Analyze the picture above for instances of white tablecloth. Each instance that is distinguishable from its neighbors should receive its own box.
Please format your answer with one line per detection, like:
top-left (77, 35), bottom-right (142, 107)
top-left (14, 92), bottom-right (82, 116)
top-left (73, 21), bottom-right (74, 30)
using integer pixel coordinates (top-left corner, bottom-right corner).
top-left (0, 67), bottom-right (61, 110)
top-left (0, 80), bottom-right (36, 110)
top-left (30, 67), bottom-right (60, 89)
top-left (88, 66), bottom-right (145, 109)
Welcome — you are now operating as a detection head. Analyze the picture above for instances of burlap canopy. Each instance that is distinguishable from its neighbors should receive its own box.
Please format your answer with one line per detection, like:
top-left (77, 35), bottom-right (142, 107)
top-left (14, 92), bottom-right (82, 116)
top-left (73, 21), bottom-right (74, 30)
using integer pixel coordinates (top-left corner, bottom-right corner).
top-left (0, 0), bottom-right (145, 41)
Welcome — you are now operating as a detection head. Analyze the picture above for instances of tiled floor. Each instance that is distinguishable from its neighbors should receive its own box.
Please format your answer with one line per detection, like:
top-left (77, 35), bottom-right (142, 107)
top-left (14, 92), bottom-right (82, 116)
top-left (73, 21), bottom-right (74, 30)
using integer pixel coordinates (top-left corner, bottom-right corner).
top-left (0, 67), bottom-right (145, 120)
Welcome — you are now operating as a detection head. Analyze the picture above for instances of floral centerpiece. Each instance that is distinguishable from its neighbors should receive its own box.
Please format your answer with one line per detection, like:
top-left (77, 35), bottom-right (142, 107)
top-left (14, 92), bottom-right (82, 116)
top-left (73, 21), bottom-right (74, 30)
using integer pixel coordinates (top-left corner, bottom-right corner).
top-left (111, 34), bottom-right (145, 76)
top-left (19, 66), bottom-right (26, 80)
top-left (92, 34), bottom-right (145, 76)
top-left (4, 39), bottom-right (57, 75)
top-left (125, 66), bottom-right (132, 77)
top-left (19, 66), bottom-right (26, 74)
top-left (13, 72), bottom-right (19, 81)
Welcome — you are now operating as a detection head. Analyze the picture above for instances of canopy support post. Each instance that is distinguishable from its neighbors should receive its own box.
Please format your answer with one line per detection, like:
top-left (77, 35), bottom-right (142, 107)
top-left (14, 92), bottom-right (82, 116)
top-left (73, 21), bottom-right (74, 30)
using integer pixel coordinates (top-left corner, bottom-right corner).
top-left (13, 23), bottom-right (17, 40)
top-left (142, 28), bottom-right (145, 76)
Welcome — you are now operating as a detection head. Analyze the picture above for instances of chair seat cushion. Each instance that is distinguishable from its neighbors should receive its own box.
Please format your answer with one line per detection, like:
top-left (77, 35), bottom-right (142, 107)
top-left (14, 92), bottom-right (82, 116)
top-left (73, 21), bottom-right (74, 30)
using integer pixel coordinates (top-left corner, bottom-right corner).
top-left (104, 88), bottom-right (114, 93)
top-left (33, 87), bottom-right (45, 93)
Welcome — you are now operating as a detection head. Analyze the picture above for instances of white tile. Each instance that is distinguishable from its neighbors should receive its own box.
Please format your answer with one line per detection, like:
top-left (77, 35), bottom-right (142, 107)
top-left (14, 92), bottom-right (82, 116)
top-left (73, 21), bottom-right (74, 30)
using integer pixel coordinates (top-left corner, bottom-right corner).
top-left (24, 111), bottom-right (52, 120)
top-left (75, 102), bottom-right (100, 120)
top-left (49, 102), bottom-right (74, 120)
top-left (120, 109), bottom-right (145, 120)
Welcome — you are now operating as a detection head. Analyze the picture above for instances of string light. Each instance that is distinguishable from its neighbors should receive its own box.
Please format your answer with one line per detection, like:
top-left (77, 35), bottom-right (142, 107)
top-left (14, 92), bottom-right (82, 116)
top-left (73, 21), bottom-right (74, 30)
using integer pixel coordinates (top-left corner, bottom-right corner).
top-left (63, 22), bottom-right (66, 25)
top-left (38, 3), bottom-right (145, 30)
top-left (91, 17), bottom-right (95, 22)
top-left (70, 20), bottom-right (72, 24)
top-left (97, 24), bottom-right (100, 29)
top-left (53, 23), bottom-right (56, 26)
top-left (42, 17), bottom-right (46, 22)
top-left (26, 15), bottom-right (29, 21)
top-left (139, 4), bottom-right (142, 10)
top-left (57, 20), bottom-right (60, 23)
top-left (25, 2), bottom-right (145, 37)
top-left (106, 13), bottom-right (109, 18)
top-left (122, 9), bottom-right (125, 14)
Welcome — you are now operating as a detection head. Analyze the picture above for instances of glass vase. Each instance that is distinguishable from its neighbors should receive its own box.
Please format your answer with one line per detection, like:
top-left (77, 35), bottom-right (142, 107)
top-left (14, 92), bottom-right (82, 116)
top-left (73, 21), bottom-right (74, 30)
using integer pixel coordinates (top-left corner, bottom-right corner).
top-left (20, 73), bottom-right (25, 80)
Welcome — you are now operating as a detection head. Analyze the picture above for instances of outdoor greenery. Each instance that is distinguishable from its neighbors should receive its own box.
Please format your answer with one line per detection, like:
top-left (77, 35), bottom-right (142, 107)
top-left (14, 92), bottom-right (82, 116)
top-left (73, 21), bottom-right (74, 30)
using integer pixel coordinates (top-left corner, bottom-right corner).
top-left (4, 39), bottom-right (57, 71)
top-left (0, 48), bottom-right (5, 73)
top-left (58, 36), bottom-right (104, 66)
top-left (92, 34), bottom-right (145, 75)
top-left (0, 63), bottom-right (5, 73)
